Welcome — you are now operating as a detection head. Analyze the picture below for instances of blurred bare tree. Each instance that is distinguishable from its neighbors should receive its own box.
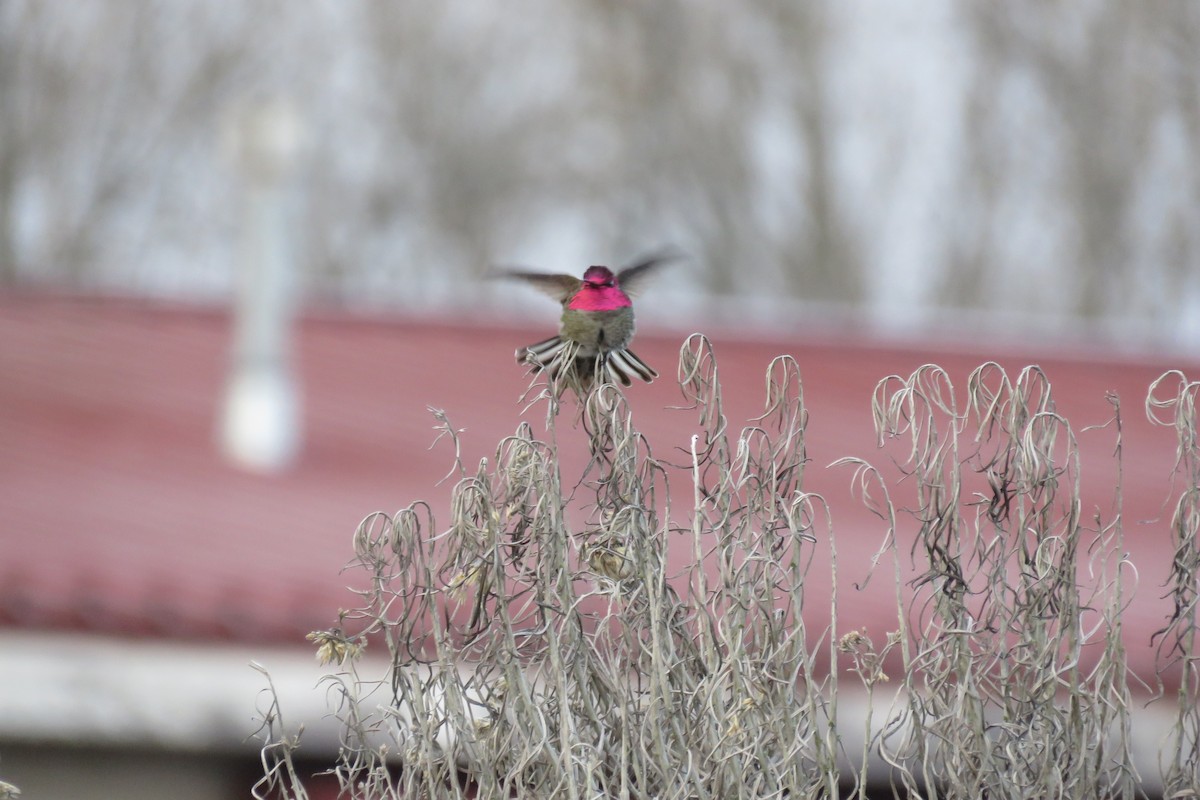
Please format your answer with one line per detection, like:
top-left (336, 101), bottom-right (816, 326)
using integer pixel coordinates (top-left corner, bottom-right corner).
top-left (951, 2), bottom-right (1200, 328)
top-left (0, 3), bottom-right (259, 288)
top-left (1, 1), bottom-right (1196, 341)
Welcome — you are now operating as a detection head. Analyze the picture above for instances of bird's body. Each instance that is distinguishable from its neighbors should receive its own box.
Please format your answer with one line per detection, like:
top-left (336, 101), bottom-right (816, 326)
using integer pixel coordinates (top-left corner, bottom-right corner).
top-left (561, 306), bottom-right (633, 357)
top-left (499, 257), bottom-right (671, 391)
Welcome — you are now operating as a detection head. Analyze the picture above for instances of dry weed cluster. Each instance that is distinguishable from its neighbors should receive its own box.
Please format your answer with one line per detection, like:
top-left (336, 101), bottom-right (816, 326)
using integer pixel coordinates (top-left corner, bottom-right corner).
top-left (254, 338), bottom-right (1199, 799)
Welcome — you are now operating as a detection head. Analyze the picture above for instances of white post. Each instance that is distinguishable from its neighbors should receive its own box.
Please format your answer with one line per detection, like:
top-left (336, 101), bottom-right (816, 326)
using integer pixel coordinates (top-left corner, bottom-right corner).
top-left (219, 97), bottom-right (303, 473)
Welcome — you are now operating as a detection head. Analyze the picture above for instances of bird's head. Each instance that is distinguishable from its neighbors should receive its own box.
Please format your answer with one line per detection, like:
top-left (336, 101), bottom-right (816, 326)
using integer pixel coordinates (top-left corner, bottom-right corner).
top-left (581, 266), bottom-right (616, 288)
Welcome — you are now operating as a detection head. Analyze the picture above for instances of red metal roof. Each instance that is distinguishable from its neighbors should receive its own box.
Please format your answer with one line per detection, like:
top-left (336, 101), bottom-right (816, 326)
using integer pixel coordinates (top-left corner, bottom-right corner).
top-left (1, 292), bottom-right (1194, 684)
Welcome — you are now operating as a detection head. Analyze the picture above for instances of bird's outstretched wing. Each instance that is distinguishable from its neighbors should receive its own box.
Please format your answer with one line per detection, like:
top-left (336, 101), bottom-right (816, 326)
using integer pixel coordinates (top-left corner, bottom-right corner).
top-left (492, 269), bottom-right (581, 304)
top-left (615, 247), bottom-right (685, 297)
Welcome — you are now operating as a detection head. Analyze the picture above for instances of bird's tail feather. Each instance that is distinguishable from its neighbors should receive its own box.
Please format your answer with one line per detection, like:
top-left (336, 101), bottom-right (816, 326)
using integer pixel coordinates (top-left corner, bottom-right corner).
top-left (517, 336), bottom-right (570, 381)
top-left (604, 347), bottom-right (658, 386)
top-left (517, 336), bottom-right (657, 390)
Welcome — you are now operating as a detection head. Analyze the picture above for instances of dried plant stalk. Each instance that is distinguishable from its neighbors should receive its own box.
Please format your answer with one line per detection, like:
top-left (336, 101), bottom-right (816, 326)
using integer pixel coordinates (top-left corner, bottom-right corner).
top-left (1146, 371), bottom-right (1200, 797)
top-left (251, 348), bottom-right (1191, 799)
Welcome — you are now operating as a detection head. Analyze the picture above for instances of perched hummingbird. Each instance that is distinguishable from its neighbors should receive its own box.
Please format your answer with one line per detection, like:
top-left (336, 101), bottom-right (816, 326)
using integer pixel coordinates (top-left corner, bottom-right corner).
top-left (499, 254), bottom-right (673, 391)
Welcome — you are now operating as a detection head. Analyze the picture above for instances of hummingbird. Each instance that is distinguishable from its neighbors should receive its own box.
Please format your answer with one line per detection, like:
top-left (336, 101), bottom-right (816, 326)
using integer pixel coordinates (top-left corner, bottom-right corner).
top-left (498, 253), bottom-right (674, 392)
